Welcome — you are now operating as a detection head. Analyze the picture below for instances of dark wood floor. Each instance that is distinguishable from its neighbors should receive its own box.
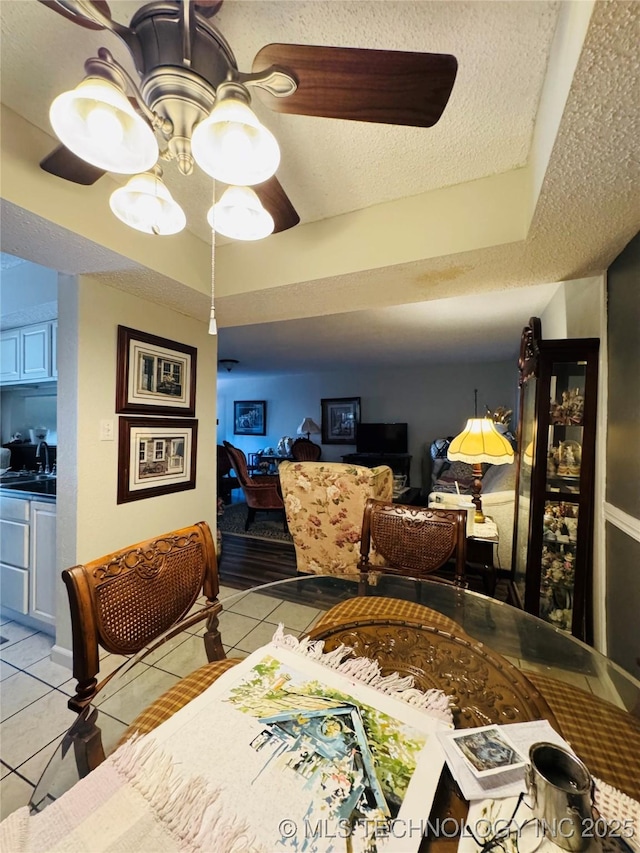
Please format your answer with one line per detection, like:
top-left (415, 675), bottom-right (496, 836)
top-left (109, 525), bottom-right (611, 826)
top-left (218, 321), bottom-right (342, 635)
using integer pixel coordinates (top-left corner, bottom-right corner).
top-left (219, 532), bottom-right (511, 603)
top-left (219, 533), bottom-right (297, 589)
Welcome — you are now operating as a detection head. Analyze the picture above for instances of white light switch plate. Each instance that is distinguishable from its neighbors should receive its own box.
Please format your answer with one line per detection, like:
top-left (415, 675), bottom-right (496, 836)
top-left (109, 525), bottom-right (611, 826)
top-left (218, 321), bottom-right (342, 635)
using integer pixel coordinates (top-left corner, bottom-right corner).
top-left (100, 419), bottom-right (114, 441)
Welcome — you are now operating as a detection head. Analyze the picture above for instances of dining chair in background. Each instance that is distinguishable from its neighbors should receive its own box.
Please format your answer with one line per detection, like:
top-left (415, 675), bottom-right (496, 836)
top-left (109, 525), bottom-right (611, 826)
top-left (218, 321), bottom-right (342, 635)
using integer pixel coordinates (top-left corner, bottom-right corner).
top-left (223, 440), bottom-right (286, 530)
top-left (62, 520), bottom-right (225, 714)
top-left (359, 499), bottom-right (468, 586)
top-left (278, 461), bottom-right (393, 575)
top-left (290, 437), bottom-right (322, 461)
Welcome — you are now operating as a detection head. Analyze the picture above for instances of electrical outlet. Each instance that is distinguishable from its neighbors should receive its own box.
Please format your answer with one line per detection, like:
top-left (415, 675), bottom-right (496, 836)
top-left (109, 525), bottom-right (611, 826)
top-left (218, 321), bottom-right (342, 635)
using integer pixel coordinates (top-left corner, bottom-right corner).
top-left (100, 419), bottom-right (114, 441)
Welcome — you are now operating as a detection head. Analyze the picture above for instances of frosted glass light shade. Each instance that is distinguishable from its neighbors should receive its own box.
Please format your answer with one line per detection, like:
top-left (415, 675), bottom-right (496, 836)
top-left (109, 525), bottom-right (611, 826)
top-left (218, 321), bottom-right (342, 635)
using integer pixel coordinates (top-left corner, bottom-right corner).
top-left (207, 186), bottom-right (274, 241)
top-left (191, 96), bottom-right (280, 186)
top-left (448, 418), bottom-right (514, 465)
top-left (49, 77), bottom-right (158, 174)
top-left (110, 173), bottom-right (186, 235)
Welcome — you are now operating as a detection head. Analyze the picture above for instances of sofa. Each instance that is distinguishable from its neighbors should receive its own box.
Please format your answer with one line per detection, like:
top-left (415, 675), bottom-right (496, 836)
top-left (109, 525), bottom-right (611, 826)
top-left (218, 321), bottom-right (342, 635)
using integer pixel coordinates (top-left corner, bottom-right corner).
top-left (425, 439), bottom-right (517, 572)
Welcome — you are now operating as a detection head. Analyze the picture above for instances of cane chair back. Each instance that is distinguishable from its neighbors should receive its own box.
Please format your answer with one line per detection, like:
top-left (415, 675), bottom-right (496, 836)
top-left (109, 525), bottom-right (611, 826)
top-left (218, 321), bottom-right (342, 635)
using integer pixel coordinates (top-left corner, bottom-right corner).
top-left (291, 438), bottom-right (322, 461)
top-left (62, 521), bottom-right (224, 712)
top-left (359, 499), bottom-right (467, 586)
top-left (223, 441), bottom-right (285, 530)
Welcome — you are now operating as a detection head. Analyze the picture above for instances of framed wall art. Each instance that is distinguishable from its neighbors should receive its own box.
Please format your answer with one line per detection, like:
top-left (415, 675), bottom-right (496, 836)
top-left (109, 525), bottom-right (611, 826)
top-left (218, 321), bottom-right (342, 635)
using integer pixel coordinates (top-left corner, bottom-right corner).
top-left (321, 396), bottom-right (361, 444)
top-left (234, 400), bottom-right (266, 436)
top-left (117, 417), bottom-right (198, 504)
top-left (116, 326), bottom-right (197, 417)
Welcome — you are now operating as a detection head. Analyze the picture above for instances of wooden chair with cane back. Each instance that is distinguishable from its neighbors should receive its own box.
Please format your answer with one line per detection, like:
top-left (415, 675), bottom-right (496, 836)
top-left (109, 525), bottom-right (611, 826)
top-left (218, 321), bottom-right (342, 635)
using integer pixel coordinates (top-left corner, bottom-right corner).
top-left (62, 521), bottom-right (225, 715)
top-left (359, 499), bottom-right (468, 587)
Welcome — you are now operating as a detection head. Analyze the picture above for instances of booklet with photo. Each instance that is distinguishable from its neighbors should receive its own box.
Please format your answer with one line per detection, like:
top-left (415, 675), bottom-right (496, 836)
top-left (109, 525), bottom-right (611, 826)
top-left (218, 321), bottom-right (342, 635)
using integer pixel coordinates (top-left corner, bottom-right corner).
top-left (438, 720), bottom-right (572, 801)
top-left (448, 725), bottom-right (525, 778)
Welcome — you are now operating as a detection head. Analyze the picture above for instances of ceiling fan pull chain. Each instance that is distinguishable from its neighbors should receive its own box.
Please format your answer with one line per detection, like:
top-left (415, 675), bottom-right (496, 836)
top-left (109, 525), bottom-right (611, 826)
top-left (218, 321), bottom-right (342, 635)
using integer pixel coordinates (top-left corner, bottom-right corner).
top-left (209, 179), bottom-right (217, 336)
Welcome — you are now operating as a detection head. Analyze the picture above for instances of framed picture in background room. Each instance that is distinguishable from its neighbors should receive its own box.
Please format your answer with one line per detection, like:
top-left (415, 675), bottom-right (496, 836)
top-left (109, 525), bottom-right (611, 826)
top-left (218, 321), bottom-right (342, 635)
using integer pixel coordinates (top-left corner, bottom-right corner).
top-left (321, 397), bottom-right (361, 444)
top-left (234, 400), bottom-right (267, 436)
top-left (116, 326), bottom-right (197, 417)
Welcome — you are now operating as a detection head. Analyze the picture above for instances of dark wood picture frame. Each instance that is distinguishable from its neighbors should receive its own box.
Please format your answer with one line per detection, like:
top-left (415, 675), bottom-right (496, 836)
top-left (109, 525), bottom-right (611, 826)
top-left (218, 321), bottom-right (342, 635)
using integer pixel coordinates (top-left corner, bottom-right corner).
top-left (117, 416), bottom-right (198, 504)
top-left (321, 397), bottom-right (361, 445)
top-left (233, 400), bottom-right (267, 436)
top-left (116, 325), bottom-right (197, 417)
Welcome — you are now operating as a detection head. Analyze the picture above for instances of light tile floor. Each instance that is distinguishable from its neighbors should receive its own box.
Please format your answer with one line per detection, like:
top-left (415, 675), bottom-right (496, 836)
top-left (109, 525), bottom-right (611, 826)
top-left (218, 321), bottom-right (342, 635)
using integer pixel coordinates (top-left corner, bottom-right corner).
top-left (0, 585), bottom-right (321, 820)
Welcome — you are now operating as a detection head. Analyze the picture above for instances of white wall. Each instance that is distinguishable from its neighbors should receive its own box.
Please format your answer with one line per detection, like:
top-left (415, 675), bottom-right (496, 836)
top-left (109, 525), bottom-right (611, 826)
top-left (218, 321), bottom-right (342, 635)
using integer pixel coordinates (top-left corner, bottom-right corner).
top-left (54, 274), bottom-right (217, 662)
top-left (539, 275), bottom-right (603, 339)
top-left (218, 359), bottom-right (518, 490)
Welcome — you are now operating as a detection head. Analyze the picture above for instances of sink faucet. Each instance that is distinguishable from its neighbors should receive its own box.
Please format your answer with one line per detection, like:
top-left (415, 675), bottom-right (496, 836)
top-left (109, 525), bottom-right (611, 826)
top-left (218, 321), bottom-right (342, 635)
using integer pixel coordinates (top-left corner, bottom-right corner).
top-left (36, 441), bottom-right (50, 475)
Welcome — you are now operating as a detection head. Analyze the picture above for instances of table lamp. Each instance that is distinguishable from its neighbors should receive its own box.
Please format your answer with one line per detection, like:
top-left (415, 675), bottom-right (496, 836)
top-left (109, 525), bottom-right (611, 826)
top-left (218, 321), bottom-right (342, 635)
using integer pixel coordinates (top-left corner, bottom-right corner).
top-left (448, 394), bottom-right (514, 524)
top-left (297, 418), bottom-right (321, 440)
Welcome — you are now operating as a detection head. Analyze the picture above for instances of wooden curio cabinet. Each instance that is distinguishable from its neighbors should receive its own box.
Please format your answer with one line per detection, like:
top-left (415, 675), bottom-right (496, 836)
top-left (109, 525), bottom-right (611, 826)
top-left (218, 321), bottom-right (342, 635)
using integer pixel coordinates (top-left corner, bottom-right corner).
top-left (511, 318), bottom-right (599, 642)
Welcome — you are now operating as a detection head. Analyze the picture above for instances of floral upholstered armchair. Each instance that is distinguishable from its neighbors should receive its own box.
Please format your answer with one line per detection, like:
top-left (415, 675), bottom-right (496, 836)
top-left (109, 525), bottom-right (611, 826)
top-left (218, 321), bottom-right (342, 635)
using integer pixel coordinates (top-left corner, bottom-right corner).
top-left (278, 461), bottom-right (393, 576)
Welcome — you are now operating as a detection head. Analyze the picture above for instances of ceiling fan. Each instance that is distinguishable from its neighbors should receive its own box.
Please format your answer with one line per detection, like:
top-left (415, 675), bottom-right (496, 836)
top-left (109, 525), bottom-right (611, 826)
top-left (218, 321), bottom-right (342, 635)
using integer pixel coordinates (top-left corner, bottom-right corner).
top-left (38, 0), bottom-right (458, 239)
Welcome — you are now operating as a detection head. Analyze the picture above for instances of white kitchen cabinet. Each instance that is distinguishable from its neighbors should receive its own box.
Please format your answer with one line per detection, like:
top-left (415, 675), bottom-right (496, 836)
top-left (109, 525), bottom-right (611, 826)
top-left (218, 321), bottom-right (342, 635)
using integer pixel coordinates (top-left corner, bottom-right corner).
top-left (30, 500), bottom-right (56, 626)
top-left (0, 495), bottom-right (56, 630)
top-left (51, 320), bottom-right (58, 379)
top-left (0, 321), bottom-right (56, 385)
top-left (0, 497), bottom-right (30, 615)
top-left (0, 329), bottom-right (20, 382)
top-left (21, 323), bottom-right (50, 380)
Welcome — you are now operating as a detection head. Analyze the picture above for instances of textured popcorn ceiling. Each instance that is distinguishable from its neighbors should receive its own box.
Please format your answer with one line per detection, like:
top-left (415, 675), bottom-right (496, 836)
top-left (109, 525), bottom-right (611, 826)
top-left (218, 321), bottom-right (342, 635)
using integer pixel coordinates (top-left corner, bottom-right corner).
top-left (1, 1), bottom-right (639, 373)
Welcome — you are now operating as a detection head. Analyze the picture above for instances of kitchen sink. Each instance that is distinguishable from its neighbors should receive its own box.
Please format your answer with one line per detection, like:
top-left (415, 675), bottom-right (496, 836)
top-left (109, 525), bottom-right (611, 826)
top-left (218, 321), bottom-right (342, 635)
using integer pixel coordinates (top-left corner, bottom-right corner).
top-left (0, 477), bottom-right (56, 496)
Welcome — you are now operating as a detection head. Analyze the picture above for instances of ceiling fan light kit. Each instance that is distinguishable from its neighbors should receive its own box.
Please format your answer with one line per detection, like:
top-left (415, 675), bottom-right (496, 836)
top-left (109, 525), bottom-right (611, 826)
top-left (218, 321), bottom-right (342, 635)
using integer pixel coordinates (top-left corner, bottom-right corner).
top-left (109, 172), bottom-right (186, 235)
top-left (209, 186), bottom-right (274, 241)
top-left (49, 76), bottom-right (159, 174)
top-left (190, 82), bottom-right (281, 186)
top-left (39, 0), bottom-right (458, 246)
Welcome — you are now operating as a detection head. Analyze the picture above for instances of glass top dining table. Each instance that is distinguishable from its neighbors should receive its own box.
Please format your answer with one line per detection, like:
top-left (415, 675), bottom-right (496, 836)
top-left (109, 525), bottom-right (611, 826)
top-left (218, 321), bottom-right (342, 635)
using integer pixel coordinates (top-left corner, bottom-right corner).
top-left (31, 573), bottom-right (640, 817)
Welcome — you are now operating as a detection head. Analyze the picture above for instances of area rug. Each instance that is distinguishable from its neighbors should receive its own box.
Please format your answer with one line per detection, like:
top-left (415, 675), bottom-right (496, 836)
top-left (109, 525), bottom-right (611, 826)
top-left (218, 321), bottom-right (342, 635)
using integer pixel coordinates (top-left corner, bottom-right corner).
top-left (217, 501), bottom-right (292, 543)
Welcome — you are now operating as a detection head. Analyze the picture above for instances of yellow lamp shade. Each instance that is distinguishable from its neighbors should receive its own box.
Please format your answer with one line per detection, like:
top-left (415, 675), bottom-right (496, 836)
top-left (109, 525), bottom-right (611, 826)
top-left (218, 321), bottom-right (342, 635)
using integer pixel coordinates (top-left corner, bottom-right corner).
top-left (110, 173), bottom-right (186, 235)
top-left (49, 77), bottom-right (158, 174)
top-left (208, 186), bottom-right (274, 241)
top-left (448, 418), bottom-right (514, 465)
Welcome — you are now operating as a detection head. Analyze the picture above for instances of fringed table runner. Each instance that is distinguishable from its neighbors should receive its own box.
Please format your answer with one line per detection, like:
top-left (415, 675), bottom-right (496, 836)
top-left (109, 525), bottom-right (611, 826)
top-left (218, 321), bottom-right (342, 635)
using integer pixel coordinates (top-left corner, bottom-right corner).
top-left (1, 627), bottom-right (454, 853)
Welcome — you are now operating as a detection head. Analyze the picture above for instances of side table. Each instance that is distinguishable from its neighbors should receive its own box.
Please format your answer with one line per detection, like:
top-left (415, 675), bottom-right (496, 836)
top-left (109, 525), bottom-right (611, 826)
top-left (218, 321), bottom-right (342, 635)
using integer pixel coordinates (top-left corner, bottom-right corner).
top-left (467, 527), bottom-right (498, 596)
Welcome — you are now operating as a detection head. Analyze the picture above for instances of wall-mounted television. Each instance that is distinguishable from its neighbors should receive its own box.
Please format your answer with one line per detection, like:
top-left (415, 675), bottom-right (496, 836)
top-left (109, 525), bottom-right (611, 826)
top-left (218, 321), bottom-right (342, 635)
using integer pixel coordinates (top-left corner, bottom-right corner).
top-left (356, 423), bottom-right (408, 455)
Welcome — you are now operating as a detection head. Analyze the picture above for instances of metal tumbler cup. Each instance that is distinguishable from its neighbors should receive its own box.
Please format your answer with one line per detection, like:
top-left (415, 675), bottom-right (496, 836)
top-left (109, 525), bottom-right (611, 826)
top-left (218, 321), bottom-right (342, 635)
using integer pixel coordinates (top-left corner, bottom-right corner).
top-left (526, 742), bottom-right (594, 852)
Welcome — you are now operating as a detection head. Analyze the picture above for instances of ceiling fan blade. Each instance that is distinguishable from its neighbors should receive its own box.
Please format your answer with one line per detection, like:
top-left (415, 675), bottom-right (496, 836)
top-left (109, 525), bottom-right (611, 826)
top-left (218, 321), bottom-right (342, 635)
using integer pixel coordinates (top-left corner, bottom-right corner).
top-left (38, 0), bottom-right (111, 30)
top-left (254, 176), bottom-right (300, 234)
top-left (40, 145), bottom-right (106, 186)
top-left (253, 43), bottom-right (457, 128)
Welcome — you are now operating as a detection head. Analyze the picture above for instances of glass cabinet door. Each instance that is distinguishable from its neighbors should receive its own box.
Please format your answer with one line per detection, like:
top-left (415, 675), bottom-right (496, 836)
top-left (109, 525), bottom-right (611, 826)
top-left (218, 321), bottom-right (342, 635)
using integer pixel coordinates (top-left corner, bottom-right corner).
top-left (538, 361), bottom-right (587, 632)
top-left (513, 376), bottom-right (537, 607)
